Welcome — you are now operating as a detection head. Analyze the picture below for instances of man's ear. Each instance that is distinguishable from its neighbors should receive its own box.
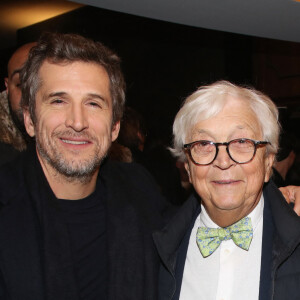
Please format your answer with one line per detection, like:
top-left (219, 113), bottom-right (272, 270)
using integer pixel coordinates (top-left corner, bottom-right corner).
top-left (111, 121), bottom-right (120, 142)
top-left (264, 153), bottom-right (275, 182)
top-left (23, 109), bottom-right (35, 137)
top-left (184, 161), bottom-right (192, 183)
top-left (4, 78), bottom-right (8, 93)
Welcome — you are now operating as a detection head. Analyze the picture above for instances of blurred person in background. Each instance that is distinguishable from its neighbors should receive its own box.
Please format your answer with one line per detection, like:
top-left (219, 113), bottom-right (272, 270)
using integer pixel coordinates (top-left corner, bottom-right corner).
top-left (117, 106), bottom-right (187, 205)
top-left (272, 131), bottom-right (296, 187)
top-left (0, 43), bottom-right (36, 165)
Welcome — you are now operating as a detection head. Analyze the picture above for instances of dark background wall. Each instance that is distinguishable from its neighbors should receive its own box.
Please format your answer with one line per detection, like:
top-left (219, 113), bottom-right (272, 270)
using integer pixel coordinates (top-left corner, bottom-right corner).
top-left (0, 5), bottom-right (299, 184)
top-left (15, 6), bottom-right (255, 143)
top-left (0, 5), bottom-right (299, 145)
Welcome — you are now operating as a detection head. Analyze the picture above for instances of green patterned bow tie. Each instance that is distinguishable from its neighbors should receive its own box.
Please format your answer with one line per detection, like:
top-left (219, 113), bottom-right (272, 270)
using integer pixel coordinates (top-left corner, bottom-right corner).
top-left (196, 217), bottom-right (253, 258)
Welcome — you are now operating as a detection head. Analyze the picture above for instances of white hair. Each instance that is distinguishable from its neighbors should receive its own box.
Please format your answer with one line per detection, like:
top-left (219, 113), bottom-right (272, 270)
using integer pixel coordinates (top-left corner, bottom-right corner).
top-left (171, 81), bottom-right (280, 161)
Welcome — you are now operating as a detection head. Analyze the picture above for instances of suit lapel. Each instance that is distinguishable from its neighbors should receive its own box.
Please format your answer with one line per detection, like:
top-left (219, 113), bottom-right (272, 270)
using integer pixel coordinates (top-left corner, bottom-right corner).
top-left (153, 194), bottom-right (200, 300)
top-left (259, 194), bottom-right (274, 300)
top-left (172, 205), bottom-right (201, 300)
top-left (259, 181), bottom-right (300, 300)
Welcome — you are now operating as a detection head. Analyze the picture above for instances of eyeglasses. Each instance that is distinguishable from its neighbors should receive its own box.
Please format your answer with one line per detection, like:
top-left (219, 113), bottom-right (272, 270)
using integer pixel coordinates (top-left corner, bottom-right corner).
top-left (183, 138), bottom-right (270, 165)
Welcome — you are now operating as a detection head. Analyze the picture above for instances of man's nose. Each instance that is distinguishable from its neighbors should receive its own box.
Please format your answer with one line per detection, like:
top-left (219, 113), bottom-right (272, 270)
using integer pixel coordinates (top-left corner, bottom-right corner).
top-left (65, 104), bottom-right (89, 132)
top-left (213, 145), bottom-right (235, 169)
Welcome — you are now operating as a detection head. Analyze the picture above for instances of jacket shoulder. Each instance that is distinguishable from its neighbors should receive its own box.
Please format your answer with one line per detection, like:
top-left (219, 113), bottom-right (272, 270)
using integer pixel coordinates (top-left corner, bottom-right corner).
top-left (101, 160), bottom-right (161, 192)
top-left (0, 152), bottom-right (26, 205)
top-left (100, 160), bottom-right (170, 226)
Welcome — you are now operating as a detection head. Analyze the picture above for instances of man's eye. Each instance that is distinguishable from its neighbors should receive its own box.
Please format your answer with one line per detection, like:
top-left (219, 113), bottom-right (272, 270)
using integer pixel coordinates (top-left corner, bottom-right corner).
top-left (199, 141), bottom-right (210, 146)
top-left (193, 141), bottom-right (213, 151)
top-left (88, 102), bottom-right (101, 108)
top-left (196, 141), bottom-right (213, 148)
top-left (237, 139), bottom-right (247, 143)
top-left (51, 99), bottom-right (64, 104)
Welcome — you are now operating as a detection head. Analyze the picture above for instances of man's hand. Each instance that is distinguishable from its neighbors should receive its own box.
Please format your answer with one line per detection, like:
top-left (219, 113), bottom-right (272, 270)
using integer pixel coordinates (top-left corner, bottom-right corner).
top-left (279, 186), bottom-right (300, 216)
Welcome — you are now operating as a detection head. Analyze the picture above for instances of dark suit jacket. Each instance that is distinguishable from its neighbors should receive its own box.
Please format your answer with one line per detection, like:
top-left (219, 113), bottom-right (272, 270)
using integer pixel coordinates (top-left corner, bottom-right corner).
top-left (0, 141), bottom-right (20, 166)
top-left (0, 148), bottom-right (167, 300)
top-left (153, 181), bottom-right (300, 300)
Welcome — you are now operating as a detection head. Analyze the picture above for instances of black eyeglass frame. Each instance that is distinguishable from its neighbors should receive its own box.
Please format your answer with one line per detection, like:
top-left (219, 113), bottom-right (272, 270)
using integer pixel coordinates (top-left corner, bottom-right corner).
top-left (183, 138), bottom-right (270, 166)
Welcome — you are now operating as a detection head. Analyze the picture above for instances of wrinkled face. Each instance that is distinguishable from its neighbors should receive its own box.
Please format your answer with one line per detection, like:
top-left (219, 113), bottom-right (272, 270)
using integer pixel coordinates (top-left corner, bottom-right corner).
top-left (185, 96), bottom-right (274, 223)
top-left (24, 61), bottom-right (120, 179)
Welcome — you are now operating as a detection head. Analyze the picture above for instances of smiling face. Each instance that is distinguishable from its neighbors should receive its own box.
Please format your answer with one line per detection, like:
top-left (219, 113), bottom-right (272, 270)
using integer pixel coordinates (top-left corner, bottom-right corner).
top-left (185, 95), bottom-right (274, 226)
top-left (24, 60), bottom-right (120, 181)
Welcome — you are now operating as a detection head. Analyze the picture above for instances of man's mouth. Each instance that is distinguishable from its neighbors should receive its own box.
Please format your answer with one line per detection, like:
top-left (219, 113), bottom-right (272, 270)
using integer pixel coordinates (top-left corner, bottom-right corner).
top-left (213, 180), bottom-right (239, 184)
top-left (61, 139), bottom-right (89, 145)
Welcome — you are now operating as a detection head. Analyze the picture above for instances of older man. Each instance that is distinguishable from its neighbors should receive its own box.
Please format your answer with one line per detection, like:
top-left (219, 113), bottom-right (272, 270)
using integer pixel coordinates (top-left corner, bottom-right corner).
top-left (0, 32), bottom-right (166, 300)
top-left (154, 81), bottom-right (300, 300)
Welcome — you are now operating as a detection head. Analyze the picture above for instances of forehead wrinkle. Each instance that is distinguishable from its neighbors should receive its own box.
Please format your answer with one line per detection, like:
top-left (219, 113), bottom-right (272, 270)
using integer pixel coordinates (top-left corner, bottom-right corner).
top-left (192, 128), bottom-right (210, 136)
top-left (190, 128), bottom-right (215, 141)
top-left (192, 124), bottom-right (248, 136)
top-left (235, 119), bottom-right (263, 138)
top-left (236, 125), bottom-right (245, 129)
top-left (191, 123), bottom-right (258, 143)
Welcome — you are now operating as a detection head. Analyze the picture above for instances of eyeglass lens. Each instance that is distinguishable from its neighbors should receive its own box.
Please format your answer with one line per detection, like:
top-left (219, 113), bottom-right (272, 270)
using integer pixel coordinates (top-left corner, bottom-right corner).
top-left (190, 139), bottom-right (255, 165)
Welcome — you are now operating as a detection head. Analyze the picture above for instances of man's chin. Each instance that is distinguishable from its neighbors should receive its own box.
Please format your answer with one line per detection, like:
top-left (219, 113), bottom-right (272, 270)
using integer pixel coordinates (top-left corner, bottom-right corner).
top-left (52, 157), bottom-right (102, 176)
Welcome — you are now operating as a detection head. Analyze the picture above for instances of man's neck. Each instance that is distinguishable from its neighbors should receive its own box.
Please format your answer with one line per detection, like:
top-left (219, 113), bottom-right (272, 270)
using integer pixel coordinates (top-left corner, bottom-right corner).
top-left (203, 193), bottom-right (262, 228)
top-left (37, 153), bottom-right (99, 200)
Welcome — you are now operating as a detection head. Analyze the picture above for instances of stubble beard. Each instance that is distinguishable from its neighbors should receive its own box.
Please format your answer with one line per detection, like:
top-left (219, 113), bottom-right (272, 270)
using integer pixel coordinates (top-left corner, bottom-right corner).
top-left (36, 129), bottom-right (110, 184)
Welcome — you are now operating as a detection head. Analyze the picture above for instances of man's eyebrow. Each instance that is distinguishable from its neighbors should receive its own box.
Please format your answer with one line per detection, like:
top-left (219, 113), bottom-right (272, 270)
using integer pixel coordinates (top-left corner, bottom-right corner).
top-left (46, 92), bottom-right (108, 102)
top-left (48, 92), bottom-right (68, 98)
top-left (86, 93), bottom-right (107, 102)
top-left (193, 129), bottom-right (210, 136)
top-left (43, 91), bottom-right (67, 101)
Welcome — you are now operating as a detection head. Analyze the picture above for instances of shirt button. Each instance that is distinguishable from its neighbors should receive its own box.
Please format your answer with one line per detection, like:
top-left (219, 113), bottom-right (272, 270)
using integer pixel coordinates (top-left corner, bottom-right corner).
top-left (224, 249), bottom-right (230, 254)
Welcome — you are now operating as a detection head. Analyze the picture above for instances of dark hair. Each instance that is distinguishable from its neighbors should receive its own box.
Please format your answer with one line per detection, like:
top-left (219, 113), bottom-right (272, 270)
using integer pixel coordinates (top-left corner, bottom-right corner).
top-left (20, 32), bottom-right (125, 124)
top-left (118, 107), bottom-right (147, 150)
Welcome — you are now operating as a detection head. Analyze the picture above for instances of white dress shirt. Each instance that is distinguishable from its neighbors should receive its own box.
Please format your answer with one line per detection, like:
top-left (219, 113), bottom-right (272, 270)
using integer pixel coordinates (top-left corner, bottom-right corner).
top-left (179, 196), bottom-right (264, 300)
